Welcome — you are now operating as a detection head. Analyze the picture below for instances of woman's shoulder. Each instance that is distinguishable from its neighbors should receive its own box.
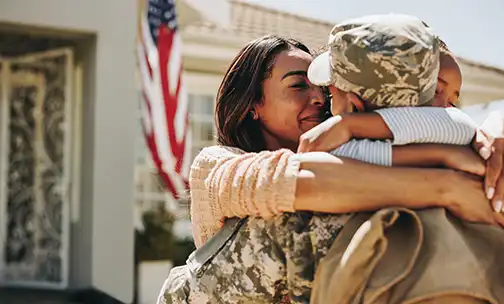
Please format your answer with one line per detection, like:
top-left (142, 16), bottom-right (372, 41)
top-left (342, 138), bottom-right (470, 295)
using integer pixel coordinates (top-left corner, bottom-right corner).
top-left (192, 145), bottom-right (297, 169)
top-left (195, 145), bottom-right (247, 161)
top-left (191, 145), bottom-right (247, 170)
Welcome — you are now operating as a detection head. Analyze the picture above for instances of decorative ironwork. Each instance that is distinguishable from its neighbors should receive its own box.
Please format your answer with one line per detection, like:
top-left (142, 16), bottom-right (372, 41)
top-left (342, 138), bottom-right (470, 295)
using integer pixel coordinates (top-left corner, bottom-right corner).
top-left (2, 53), bottom-right (67, 284)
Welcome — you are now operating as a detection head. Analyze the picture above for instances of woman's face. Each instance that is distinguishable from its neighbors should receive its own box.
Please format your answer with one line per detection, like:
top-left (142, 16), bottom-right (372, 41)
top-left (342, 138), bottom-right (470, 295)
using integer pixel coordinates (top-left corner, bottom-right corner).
top-left (254, 48), bottom-right (326, 151)
top-left (433, 53), bottom-right (462, 107)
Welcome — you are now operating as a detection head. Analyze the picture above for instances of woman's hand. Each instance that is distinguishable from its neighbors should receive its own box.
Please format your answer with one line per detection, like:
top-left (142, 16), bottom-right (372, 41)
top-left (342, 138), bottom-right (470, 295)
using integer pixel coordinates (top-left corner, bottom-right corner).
top-left (472, 111), bottom-right (504, 213)
top-left (479, 137), bottom-right (504, 212)
top-left (443, 171), bottom-right (503, 226)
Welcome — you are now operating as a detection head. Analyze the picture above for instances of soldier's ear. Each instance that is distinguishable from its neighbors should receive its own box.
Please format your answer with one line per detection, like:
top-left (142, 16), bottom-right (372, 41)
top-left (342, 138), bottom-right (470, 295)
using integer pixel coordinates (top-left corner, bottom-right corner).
top-left (346, 92), bottom-right (365, 112)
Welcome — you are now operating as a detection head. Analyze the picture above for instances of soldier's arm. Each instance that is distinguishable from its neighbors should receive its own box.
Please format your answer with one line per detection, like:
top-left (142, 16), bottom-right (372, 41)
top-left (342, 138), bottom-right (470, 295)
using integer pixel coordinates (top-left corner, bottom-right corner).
top-left (191, 145), bottom-right (449, 236)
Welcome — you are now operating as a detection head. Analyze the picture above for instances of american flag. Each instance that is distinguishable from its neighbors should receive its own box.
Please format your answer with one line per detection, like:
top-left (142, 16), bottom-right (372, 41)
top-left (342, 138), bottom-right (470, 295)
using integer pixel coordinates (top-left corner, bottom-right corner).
top-left (136, 0), bottom-right (191, 201)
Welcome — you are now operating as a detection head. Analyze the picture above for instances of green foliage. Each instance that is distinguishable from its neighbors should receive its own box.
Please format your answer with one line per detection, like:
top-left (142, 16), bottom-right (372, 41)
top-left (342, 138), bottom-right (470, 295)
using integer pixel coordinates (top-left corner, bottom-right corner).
top-left (135, 205), bottom-right (196, 264)
top-left (135, 205), bottom-right (177, 261)
top-left (171, 238), bottom-right (196, 267)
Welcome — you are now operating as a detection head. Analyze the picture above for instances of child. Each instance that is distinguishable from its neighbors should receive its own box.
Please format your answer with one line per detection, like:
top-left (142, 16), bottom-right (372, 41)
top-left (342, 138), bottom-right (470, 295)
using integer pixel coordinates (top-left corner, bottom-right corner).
top-left (301, 14), bottom-right (478, 170)
top-left (434, 40), bottom-right (462, 108)
top-left (308, 13), bottom-right (441, 112)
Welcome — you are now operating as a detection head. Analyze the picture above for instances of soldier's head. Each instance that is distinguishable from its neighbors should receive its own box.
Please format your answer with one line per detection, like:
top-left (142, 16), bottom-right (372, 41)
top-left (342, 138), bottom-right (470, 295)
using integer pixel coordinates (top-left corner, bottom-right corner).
top-left (308, 14), bottom-right (440, 114)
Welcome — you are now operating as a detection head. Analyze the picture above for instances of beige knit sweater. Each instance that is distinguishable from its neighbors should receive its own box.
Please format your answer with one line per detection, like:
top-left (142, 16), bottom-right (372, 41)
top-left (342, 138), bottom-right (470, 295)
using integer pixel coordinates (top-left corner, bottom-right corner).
top-left (189, 145), bottom-right (301, 248)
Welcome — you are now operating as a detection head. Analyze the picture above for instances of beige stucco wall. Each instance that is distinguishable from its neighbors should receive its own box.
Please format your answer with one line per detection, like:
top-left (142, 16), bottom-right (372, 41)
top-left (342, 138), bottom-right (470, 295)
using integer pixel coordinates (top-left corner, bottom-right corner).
top-left (459, 63), bottom-right (504, 106)
top-left (0, 0), bottom-right (137, 302)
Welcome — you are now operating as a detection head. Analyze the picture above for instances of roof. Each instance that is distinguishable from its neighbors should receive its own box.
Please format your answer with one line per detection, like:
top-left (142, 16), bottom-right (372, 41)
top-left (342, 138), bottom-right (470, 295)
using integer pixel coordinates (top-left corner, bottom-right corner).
top-left (458, 57), bottom-right (504, 77)
top-left (183, 0), bottom-right (504, 76)
top-left (230, 0), bottom-right (333, 50)
top-left (183, 0), bottom-right (333, 50)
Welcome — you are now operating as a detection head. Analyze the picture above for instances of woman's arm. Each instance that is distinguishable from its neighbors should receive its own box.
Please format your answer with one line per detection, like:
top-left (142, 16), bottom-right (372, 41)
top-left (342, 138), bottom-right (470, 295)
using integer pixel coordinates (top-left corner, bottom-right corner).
top-left (294, 152), bottom-right (445, 212)
top-left (294, 152), bottom-right (494, 225)
top-left (191, 146), bottom-right (493, 226)
top-left (190, 145), bottom-right (300, 246)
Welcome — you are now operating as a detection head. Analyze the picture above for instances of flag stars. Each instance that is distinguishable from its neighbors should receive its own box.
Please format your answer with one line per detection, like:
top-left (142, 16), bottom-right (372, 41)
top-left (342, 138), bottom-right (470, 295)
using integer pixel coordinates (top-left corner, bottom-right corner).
top-left (164, 10), bottom-right (173, 20)
top-left (147, 0), bottom-right (178, 38)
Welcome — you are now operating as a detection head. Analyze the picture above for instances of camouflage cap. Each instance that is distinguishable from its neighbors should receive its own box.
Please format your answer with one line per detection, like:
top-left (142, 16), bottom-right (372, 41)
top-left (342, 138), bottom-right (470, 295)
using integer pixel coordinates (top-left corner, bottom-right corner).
top-left (308, 14), bottom-right (440, 107)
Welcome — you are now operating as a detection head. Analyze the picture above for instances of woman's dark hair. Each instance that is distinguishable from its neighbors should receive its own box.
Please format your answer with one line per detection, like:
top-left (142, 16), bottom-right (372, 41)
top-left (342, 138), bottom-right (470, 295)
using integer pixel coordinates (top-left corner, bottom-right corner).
top-left (215, 35), bottom-right (311, 152)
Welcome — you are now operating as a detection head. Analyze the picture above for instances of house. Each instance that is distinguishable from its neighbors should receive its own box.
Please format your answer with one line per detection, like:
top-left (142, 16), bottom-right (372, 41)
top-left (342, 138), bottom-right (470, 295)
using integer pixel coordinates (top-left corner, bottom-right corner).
top-left (138, 0), bottom-right (504, 225)
top-left (0, 0), bottom-right (137, 303)
top-left (1, 0), bottom-right (504, 303)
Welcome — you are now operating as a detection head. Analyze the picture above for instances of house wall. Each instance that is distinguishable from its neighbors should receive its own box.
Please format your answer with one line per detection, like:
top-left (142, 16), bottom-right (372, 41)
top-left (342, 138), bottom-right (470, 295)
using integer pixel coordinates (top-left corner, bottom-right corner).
top-left (0, 1), bottom-right (137, 303)
top-left (460, 63), bottom-right (504, 106)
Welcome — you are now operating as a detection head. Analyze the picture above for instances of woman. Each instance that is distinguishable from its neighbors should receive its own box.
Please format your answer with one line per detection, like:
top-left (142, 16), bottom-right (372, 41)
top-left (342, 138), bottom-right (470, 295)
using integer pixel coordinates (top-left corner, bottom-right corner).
top-left (190, 35), bottom-right (501, 248)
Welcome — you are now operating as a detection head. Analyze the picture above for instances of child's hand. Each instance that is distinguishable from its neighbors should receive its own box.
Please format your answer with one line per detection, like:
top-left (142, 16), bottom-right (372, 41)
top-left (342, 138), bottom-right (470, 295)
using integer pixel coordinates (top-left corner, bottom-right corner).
top-left (297, 116), bottom-right (352, 153)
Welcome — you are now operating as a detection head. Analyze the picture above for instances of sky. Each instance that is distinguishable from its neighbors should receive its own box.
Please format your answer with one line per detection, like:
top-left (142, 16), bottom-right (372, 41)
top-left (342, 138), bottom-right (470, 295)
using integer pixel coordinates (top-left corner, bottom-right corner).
top-left (245, 0), bottom-right (504, 69)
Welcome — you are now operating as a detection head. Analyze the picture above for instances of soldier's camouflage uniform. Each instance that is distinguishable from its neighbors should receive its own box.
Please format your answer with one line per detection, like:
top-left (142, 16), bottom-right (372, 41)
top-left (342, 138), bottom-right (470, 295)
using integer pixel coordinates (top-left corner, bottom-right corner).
top-left (160, 213), bottom-right (351, 304)
top-left (159, 14), bottom-right (442, 304)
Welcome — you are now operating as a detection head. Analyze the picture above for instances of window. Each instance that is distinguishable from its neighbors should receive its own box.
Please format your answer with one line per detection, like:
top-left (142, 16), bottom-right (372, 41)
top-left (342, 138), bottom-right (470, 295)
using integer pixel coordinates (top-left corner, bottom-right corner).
top-left (189, 94), bottom-right (216, 161)
top-left (134, 94), bottom-right (149, 165)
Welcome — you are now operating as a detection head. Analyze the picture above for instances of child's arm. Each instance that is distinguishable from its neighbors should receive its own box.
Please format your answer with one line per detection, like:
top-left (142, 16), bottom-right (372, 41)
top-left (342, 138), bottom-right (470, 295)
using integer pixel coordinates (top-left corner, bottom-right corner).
top-left (331, 139), bottom-right (392, 166)
top-left (330, 107), bottom-right (478, 166)
top-left (301, 107), bottom-right (476, 154)
top-left (375, 107), bottom-right (477, 146)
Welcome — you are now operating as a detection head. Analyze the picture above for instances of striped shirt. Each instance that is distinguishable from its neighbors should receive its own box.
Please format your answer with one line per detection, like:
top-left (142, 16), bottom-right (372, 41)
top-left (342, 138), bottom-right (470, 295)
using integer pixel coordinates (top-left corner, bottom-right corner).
top-left (331, 107), bottom-right (477, 165)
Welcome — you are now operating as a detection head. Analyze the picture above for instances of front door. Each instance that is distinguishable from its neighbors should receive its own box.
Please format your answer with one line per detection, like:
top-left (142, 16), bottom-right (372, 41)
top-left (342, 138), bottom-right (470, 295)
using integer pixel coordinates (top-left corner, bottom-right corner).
top-left (0, 49), bottom-right (73, 288)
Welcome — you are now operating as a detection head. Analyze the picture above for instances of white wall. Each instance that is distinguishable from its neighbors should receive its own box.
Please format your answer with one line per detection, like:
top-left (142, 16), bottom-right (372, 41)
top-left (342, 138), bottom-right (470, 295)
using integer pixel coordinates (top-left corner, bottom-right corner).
top-left (0, 1), bottom-right (137, 303)
top-left (463, 99), bottom-right (504, 125)
top-left (184, 0), bottom-right (231, 27)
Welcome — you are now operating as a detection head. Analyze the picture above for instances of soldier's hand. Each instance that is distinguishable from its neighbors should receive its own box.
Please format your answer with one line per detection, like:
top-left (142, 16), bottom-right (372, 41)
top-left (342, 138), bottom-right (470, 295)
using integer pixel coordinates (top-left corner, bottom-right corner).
top-left (441, 145), bottom-right (485, 177)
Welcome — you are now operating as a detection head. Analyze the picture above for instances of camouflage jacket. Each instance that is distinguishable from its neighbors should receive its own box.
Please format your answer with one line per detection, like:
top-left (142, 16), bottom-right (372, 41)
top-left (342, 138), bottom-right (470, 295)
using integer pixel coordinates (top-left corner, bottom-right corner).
top-left (158, 212), bottom-right (351, 304)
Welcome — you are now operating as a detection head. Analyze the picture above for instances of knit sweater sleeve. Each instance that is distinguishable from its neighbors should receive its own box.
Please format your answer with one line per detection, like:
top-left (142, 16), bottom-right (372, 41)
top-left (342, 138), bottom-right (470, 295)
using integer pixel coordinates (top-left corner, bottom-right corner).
top-left (189, 145), bottom-right (301, 247)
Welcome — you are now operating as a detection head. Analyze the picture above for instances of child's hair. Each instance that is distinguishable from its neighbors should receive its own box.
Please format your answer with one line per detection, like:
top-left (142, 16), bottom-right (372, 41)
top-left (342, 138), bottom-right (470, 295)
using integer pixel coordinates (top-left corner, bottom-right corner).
top-left (438, 38), bottom-right (460, 69)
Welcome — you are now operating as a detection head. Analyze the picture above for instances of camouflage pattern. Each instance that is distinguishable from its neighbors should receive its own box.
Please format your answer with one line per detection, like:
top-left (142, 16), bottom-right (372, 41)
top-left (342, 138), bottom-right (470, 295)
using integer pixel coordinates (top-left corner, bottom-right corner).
top-left (308, 14), bottom-right (440, 108)
top-left (158, 212), bottom-right (351, 304)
